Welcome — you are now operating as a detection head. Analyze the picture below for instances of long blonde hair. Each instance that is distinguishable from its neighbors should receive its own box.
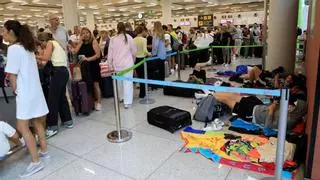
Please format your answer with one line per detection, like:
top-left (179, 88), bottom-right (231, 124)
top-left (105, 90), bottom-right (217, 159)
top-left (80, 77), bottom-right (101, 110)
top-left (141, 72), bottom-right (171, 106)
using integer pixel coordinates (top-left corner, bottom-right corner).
top-left (153, 21), bottom-right (165, 40)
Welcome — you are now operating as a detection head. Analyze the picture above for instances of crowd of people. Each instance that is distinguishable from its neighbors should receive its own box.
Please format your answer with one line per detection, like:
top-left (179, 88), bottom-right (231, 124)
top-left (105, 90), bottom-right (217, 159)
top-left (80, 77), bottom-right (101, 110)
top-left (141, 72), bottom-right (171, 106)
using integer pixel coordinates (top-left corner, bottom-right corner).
top-left (0, 13), bottom-right (305, 178)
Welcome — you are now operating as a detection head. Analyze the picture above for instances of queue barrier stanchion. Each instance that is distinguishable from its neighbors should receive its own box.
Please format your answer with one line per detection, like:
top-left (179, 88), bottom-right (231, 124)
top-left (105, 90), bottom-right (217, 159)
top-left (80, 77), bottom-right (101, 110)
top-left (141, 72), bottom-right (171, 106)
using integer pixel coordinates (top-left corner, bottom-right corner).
top-left (177, 50), bottom-right (181, 81)
top-left (139, 60), bottom-right (155, 104)
top-left (275, 89), bottom-right (290, 180)
top-left (107, 75), bottom-right (132, 143)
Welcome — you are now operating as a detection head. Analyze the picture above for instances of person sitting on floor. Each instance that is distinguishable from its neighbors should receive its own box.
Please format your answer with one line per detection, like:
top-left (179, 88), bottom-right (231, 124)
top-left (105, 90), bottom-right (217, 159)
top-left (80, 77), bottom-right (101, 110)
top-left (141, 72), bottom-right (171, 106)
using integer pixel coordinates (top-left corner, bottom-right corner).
top-left (0, 121), bottom-right (24, 160)
top-left (213, 92), bottom-right (307, 130)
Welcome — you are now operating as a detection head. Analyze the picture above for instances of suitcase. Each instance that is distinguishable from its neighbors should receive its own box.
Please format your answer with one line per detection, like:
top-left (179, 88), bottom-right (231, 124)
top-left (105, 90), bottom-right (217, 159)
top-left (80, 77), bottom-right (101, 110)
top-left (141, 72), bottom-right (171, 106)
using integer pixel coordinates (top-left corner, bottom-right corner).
top-left (163, 80), bottom-right (199, 98)
top-left (71, 81), bottom-right (94, 116)
top-left (147, 106), bottom-right (192, 133)
top-left (100, 77), bottom-right (114, 98)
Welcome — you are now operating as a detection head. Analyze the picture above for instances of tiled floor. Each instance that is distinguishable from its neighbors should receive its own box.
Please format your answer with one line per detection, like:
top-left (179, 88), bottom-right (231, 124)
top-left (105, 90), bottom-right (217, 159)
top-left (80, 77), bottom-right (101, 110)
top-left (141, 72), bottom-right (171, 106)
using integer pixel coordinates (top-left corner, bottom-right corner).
top-left (0, 57), bottom-right (300, 180)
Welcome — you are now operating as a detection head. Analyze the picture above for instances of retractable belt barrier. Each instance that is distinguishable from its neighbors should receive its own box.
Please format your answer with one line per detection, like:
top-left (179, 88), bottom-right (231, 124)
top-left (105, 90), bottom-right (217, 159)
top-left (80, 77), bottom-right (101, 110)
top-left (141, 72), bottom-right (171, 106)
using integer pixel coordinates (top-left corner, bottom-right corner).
top-left (107, 44), bottom-right (288, 180)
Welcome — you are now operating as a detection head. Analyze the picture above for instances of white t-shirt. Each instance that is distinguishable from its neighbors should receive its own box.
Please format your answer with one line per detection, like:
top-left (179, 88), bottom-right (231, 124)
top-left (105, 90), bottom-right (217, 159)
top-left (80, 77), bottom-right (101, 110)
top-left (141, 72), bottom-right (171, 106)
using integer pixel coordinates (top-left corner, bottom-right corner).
top-left (164, 33), bottom-right (172, 51)
top-left (0, 121), bottom-right (16, 158)
top-left (5, 44), bottom-right (49, 120)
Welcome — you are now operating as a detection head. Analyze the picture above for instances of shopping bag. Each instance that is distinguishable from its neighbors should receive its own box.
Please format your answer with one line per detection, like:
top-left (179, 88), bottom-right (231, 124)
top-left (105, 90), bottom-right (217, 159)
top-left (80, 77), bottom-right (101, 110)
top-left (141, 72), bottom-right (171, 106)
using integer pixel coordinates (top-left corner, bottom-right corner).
top-left (99, 61), bottom-right (114, 78)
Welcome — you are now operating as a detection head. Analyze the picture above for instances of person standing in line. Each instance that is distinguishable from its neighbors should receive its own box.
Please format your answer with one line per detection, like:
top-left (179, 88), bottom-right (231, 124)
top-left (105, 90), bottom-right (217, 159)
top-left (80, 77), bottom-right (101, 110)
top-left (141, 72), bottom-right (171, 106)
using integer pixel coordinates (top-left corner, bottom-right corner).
top-left (151, 21), bottom-right (167, 88)
top-left (72, 27), bottom-right (103, 111)
top-left (36, 32), bottom-right (73, 138)
top-left (162, 25), bottom-right (174, 74)
top-left (98, 30), bottom-right (110, 57)
top-left (133, 26), bottom-right (151, 99)
top-left (234, 25), bottom-right (243, 57)
top-left (3, 20), bottom-right (49, 178)
top-left (220, 25), bottom-right (232, 65)
top-left (242, 27), bottom-right (251, 59)
top-left (125, 22), bottom-right (136, 38)
top-left (108, 22), bottom-right (136, 109)
top-left (48, 14), bottom-right (68, 48)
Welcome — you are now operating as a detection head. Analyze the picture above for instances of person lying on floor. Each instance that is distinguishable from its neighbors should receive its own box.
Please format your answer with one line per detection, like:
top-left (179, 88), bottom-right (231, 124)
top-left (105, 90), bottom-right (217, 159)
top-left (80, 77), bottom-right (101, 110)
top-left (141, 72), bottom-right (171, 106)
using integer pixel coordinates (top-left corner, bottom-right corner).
top-left (0, 121), bottom-right (25, 160)
top-left (213, 92), bottom-right (307, 130)
top-left (241, 66), bottom-right (304, 89)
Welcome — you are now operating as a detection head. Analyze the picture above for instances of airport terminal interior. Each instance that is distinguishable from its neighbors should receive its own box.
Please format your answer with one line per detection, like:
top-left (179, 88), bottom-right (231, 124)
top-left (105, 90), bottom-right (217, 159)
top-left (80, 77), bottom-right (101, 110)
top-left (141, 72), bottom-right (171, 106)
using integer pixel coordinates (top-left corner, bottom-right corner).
top-left (0, 0), bottom-right (320, 180)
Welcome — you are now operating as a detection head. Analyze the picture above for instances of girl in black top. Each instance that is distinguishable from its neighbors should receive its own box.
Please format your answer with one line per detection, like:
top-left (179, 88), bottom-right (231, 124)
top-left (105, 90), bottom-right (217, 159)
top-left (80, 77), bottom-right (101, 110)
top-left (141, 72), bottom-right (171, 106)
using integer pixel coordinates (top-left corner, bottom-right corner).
top-left (72, 27), bottom-right (102, 111)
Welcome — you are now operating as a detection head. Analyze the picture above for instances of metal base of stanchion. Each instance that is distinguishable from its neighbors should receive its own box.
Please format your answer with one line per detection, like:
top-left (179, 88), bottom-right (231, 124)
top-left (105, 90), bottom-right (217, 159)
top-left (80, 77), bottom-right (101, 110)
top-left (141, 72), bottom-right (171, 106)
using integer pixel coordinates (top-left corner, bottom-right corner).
top-left (139, 98), bottom-right (155, 104)
top-left (107, 130), bottom-right (132, 143)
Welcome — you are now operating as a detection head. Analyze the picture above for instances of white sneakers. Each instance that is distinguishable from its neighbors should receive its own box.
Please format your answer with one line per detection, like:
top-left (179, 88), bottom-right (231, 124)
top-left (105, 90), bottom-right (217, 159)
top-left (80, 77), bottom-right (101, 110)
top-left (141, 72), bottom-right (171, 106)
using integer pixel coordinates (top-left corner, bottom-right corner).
top-left (19, 161), bottom-right (44, 178)
top-left (203, 119), bottom-right (225, 131)
top-left (95, 103), bottom-right (102, 111)
top-left (194, 90), bottom-right (214, 99)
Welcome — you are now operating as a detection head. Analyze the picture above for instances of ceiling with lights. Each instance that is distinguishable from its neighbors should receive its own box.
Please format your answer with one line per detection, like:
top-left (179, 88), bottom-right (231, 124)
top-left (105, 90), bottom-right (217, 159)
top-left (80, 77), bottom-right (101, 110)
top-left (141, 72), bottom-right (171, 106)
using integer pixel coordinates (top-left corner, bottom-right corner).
top-left (0, 0), bottom-right (264, 26)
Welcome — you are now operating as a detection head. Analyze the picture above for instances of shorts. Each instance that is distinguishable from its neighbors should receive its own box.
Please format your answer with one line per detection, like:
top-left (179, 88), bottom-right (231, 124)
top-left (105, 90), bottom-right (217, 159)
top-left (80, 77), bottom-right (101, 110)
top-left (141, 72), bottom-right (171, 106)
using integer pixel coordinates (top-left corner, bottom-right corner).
top-left (233, 96), bottom-right (264, 121)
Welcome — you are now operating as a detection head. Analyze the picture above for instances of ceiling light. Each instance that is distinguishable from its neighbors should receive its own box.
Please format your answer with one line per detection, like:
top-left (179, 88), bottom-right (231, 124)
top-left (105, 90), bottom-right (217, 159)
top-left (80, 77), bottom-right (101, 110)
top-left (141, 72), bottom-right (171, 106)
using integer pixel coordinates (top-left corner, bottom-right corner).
top-left (56, 3), bottom-right (62, 7)
top-left (48, 10), bottom-right (59, 13)
top-left (248, 5), bottom-right (259, 8)
top-left (103, 2), bottom-right (112, 6)
top-left (78, 5), bottom-right (85, 10)
top-left (119, 0), bottom-right (128, 3)
top-left (107, 8), bottom-right (116, 12)
top-left (89, 5), bottom-right (99, 9)
top-left (93, 11), bottom-right (100, 15)
top-left (30, 9), bottom-right (42, 12)
top-left (119, 8), bottom-right (128, 11)
top-left (184, 0), bottom-right (194, 2)
top-left (4, 14), bottom-right (15, 16)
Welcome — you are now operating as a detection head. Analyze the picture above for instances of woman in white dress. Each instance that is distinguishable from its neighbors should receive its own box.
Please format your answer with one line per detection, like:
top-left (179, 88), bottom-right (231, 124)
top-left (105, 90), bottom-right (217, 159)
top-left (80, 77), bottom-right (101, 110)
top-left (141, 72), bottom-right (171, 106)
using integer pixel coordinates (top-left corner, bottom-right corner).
top-left (3, 20), bottom-right (49, 178)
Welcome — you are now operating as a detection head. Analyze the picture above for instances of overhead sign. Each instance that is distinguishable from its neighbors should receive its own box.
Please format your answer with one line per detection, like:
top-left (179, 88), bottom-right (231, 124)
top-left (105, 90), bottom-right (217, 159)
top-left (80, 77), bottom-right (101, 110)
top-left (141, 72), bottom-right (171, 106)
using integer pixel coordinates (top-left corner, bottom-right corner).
top-left (198, 15), bottom-right (213, 27)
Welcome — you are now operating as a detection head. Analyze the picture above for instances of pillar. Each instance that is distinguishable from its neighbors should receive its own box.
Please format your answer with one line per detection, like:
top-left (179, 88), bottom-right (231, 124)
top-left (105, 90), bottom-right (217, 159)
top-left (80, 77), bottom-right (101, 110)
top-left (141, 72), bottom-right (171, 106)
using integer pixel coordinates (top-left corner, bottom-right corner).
top-left (86, 10), bottom-right (95, 32)
top-left (266, 0), bottom-right (299, 73)
top-left (161, 0), bottom-right (172, 25)
top-left (62, 0), bottom-right (79, 31)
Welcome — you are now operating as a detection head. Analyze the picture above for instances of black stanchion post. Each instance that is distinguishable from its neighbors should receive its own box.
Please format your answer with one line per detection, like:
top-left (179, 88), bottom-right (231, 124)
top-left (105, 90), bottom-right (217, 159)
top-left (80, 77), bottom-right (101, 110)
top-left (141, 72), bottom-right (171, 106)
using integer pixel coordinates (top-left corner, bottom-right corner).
top-left (107, 76), bottom-right (132, 143)
top-left (177, 50), bottom-right (181, 81)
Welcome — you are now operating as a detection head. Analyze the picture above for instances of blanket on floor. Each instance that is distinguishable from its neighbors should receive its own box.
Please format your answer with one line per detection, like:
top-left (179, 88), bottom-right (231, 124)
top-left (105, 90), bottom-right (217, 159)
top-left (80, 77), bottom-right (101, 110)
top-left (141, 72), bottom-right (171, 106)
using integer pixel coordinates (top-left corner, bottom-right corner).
top-left (180, 127), bottom-right (297, 179)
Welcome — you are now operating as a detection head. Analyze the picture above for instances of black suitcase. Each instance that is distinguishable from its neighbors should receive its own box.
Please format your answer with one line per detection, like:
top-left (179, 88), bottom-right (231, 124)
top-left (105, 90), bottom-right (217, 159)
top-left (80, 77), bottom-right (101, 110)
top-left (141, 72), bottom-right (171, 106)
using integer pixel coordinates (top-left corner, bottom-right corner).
top-left (100, 77), bottom-right (114, 98)
top-left (147, 106), bottom-right (192, 133)
top-left (163, 80), bottom-right (198, 98)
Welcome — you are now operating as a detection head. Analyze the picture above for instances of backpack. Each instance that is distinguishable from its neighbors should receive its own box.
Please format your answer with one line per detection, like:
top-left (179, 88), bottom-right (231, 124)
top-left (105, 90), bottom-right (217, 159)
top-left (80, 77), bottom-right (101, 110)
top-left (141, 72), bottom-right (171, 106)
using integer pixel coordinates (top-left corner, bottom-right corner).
top-left (170, 34), bottom-right (180, 51)
top-left (194, 96), bottom-right (217, 124)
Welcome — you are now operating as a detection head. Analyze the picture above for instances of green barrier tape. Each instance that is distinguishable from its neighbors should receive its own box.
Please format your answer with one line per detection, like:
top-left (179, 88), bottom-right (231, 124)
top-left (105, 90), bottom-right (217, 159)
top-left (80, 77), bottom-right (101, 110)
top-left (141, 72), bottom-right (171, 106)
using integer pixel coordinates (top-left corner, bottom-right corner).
top-left (180, 45), bottom-right (263, 54)
top-left (117, 58), bottom-right (146, 76)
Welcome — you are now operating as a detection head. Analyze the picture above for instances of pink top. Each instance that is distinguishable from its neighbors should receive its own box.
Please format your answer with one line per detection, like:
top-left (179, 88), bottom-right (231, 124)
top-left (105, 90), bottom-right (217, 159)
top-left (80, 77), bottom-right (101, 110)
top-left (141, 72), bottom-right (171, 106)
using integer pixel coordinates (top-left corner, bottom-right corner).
top-left (108, 34), bottom-right (136, 71)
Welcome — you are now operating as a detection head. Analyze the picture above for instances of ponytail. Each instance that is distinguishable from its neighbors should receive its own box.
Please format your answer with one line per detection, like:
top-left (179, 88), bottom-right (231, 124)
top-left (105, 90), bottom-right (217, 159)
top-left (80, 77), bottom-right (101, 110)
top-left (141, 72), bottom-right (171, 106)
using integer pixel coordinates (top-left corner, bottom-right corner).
top-left (123, 31), bottom-right (128, 44)
top-left (4, 20), bottom-right (36, 52)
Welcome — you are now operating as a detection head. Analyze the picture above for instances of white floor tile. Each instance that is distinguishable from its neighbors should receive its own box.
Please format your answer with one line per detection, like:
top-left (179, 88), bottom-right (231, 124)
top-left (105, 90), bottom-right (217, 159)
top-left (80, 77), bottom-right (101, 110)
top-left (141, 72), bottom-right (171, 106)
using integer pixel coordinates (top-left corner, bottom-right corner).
top-left (0, 146), bottom-right (77, 180)
top-left (84, 131), bottom-right (181, 180)
top-left (43, 159), bottom-right (133, 180)
top-left (47, 123), bottom-right (109, 156)
top-left (147, 152), bottom-right (231, 180)
top-left (225, 168), bottom-right (271, 180)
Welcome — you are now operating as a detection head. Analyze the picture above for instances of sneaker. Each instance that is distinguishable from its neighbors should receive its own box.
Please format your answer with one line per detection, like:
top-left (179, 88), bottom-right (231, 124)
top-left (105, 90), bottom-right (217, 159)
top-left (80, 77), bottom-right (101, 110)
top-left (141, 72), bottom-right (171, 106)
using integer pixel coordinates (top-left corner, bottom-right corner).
top-left (39, 151), bottom-right (50, 159)
top-left (194, 92), bottom-right (207, 99)
top-left (19, 161), bottom-right (44, 178)
top-left (213, 118), bottom-right (225, 127)
top-left (62, 122), bottom-right (74, 129)
top-left (95, 103), bottom-right (102, 111)
top-left (124, 104), bottom-right (131, 109)
top-left (46, 129), bottom-right (58, 139)
top-left (20, 138), bottom-right (26, 147)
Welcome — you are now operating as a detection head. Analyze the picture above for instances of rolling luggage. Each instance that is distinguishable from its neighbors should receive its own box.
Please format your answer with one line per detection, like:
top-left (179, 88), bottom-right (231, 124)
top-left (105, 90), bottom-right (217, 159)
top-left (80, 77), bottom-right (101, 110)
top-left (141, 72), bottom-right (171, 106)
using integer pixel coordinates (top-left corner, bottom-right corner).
top-left (100, 77), bottom-right (114, 98)
top-left (147, 106), bottom-right (192, 133)
top-left (71, 81), bottom-right (93, 116)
